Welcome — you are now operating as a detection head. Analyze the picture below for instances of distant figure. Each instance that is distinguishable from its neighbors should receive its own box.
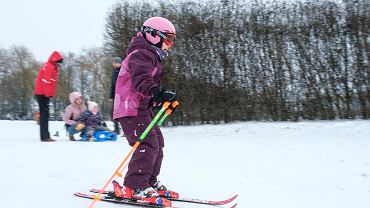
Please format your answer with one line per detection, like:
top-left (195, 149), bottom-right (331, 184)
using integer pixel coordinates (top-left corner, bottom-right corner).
top-left (33, 51), bottom-right (64, 142)
top-left (110, 57), bottom-right (122, 135)
top-left (77, 101), bottom-right (114, 141)
top-left (6, 114), bottom-right (14, 121)
top-left (63, 92), bottom-right (87, 141)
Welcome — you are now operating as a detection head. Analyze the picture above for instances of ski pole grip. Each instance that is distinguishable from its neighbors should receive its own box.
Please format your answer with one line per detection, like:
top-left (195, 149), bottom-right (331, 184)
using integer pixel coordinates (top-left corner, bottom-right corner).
top-left (171, 101), bottom-right (180, 108)
top-left (165, 109), bottom-right (173, 115)
top-left (164, 101), bottom-right (179, 116)
top-left (162, 102), bottom-right (171, 109)
top-left (157, 101), bottom-right (180, 126)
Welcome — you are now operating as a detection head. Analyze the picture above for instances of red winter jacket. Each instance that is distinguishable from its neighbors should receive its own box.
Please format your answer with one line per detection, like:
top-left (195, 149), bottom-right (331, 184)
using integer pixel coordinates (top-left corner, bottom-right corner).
top-left (33, 51), bottom-right (63, 97)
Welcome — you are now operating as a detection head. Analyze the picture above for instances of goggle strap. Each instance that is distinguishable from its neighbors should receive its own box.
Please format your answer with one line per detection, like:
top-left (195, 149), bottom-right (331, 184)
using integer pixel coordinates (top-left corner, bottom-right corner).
top-left (142, 26), bottom-right (175, 45)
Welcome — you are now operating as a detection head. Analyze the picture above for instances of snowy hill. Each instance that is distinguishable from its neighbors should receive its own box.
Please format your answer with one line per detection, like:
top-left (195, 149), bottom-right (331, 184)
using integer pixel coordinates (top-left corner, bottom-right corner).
top-left (0, 120), bottom-right (369, 208)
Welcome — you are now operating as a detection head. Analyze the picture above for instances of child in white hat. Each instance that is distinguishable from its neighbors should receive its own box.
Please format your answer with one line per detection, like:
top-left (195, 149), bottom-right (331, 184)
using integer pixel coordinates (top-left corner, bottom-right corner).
top-left (77, 101), bottom-right (113, 140)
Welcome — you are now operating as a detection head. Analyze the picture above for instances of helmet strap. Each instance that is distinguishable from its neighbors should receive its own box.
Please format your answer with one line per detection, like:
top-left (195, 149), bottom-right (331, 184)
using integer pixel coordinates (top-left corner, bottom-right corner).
top-left (154, 39), bottom-right (164, 48)
top-left (142, 26), bottom-right (157, 37)
top-left (141, 27), bottom-right (164, 48)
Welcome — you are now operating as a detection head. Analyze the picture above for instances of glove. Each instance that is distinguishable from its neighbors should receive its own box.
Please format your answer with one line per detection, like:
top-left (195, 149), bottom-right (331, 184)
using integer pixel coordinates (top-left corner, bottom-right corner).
top-left (152, 86), bottom-right (177, 103)
top-left (75, 123), bottom-right (85, 131)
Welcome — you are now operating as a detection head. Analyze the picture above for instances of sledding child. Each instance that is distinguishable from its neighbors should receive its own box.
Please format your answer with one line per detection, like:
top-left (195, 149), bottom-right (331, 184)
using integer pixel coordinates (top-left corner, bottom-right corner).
top-left (112, 17), bottom-right (178, 206)
top-left (77, 101), bottom-right (113, 140)
top-left (63, 92), bottom-right (86, 141)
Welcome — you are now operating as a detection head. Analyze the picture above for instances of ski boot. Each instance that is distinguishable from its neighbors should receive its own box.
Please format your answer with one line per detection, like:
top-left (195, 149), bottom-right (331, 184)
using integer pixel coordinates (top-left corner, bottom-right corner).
top-left (112, 180), bottom-right (172, 207)
top-left (112, 180), bottom-right (132, 198)
top-left (133, 186), bottom-right (172, 207)
top-left (153, 181), bottom-right (179, 199)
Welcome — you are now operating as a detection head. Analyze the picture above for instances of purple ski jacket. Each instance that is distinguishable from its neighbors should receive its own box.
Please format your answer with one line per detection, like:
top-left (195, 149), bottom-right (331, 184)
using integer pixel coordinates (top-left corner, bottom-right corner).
top-left (113, 32), bottom-right (164, 119)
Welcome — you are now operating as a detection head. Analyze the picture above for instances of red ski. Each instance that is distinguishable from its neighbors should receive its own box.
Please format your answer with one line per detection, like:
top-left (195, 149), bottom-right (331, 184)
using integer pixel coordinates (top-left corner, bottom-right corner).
top-left (75, 192), bottom-right (237, 208)
top-left (75, 192), bottom-right (176, 207)
top-left (89, 188), bottom-right (238, 206)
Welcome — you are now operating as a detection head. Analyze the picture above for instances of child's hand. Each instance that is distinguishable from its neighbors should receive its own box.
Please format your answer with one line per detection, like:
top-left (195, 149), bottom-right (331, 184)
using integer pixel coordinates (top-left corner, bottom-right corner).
top-left (76, 123), bottom-right (85, 131)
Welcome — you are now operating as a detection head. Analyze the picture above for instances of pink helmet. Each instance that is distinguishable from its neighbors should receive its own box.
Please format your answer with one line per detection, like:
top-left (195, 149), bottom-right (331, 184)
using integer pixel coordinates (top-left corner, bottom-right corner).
top-left (142, 17), bottom-right (176, 47)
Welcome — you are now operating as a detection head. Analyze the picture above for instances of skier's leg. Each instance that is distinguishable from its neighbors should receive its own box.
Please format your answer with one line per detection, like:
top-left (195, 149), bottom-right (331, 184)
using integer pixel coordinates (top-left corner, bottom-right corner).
top-left (149, 123), bottom-right (179, 198)
top-left (119, 116), bottom-right (159, 190)
top-left (149, 123), bottom-right (164, 186)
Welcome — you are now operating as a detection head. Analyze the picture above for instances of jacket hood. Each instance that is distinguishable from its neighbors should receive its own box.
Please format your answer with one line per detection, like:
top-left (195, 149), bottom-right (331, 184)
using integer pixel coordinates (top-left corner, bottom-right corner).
top-left (69, 92), bottom-right (82, 104)
top-left (48, 51), bottom-right (63, 63)
top-left (126, 32), bottom-right (158, 57)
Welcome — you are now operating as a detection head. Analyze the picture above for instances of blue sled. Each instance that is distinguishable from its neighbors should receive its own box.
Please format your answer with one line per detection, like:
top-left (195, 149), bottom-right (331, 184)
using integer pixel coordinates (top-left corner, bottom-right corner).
top-left (78, 131), bottom-right (118, 142)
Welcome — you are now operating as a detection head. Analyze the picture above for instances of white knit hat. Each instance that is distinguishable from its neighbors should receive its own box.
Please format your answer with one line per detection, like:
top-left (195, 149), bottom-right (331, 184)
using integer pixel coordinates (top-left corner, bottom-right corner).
top-left (87, 101), bottom-right (98, 111)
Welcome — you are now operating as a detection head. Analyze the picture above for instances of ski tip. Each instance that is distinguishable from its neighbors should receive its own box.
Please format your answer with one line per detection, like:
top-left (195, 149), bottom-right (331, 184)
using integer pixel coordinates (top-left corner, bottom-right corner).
top-left (74, 192), bottom-right (86, 197)
top-left (228, 194), bottom-right (238, 202)
top-left (74, 192), bottom-right (87, 196)
top-left (230, 203), bottom-right (238, 208)
top-left (213, 194), bottom-right (238, 205)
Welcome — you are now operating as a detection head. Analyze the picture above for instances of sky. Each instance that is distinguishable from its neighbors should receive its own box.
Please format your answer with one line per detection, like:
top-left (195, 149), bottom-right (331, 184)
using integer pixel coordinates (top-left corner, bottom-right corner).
top-left (0, 0), bottom-right (119, 62)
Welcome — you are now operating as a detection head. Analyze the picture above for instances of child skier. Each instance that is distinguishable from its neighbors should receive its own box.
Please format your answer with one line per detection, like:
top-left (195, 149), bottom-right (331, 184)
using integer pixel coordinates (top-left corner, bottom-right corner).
top-left (77, 101), bottom-right (113, 141)
top-left (112, 17), bottom-right (178, 206)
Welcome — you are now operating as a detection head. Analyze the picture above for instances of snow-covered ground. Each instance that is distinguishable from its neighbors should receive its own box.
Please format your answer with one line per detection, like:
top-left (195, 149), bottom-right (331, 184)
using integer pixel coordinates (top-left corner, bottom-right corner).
top-left (0, 120), bottom-right (369, 208)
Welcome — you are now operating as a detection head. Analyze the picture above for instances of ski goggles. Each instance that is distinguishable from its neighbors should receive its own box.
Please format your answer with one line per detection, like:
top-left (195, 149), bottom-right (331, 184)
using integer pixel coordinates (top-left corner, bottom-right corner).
top-left (158, 31), bottom-right (176, 47)
top-left (142, 26), bottom-right (176, 46)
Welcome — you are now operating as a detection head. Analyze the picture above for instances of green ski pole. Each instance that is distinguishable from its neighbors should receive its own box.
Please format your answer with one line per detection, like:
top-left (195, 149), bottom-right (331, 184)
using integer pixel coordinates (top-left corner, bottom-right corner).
top-left (89, 101), bottom-right (173, 207)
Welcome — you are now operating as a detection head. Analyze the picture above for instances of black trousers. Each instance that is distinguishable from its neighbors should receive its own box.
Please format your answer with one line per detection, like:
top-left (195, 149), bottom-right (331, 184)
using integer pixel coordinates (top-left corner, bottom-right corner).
top-left (114, 120), bottom-right (120, 134)
top-left (111, 100), bottom-right (120, 134)
top-left (35, 95), bottom-right (50, 140)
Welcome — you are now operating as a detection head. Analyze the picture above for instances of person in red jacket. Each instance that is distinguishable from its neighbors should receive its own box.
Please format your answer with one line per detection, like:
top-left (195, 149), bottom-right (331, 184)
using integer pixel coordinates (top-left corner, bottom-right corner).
top-left (33, 51), bottom-right (64, 142)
